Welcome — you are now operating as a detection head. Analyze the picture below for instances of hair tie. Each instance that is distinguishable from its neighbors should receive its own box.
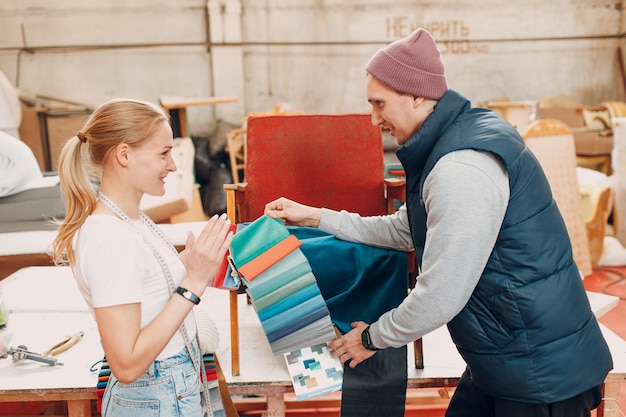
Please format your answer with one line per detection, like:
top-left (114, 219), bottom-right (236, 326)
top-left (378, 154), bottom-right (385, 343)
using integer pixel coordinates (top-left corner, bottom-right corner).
top-left (76, 131), bottom-right (87, 143)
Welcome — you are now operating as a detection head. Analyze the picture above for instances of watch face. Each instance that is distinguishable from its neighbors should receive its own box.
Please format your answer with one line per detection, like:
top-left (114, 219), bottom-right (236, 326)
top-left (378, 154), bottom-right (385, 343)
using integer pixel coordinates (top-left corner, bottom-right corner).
top-left (361, 327), bottom-right (372, 349)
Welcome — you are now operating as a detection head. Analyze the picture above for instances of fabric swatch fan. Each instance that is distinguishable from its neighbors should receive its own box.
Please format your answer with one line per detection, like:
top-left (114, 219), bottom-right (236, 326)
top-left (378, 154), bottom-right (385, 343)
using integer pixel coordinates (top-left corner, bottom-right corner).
top-left (226, 215), bottom-right (337, 354)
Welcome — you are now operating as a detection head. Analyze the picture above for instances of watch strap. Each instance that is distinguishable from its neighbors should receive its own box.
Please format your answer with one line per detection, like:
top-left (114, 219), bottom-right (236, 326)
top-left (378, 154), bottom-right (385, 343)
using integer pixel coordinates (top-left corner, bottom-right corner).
top-left (361, 325), bottom-right (379, 351)
top-left (176, 286), bottom-right (201, 305)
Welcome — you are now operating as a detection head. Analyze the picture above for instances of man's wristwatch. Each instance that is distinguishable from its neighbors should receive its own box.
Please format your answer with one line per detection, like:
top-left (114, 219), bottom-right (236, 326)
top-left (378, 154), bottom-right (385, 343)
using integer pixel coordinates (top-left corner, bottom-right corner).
top-left (361, 326), bottom-right (379, 351)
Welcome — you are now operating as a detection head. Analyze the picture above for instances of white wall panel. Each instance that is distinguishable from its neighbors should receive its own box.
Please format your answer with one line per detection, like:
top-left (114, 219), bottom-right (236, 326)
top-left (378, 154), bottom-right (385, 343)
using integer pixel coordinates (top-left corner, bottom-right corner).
top-left (238, 0), bottom-right (624, 113)
top-left (0, 0), bottom-right (624, 136)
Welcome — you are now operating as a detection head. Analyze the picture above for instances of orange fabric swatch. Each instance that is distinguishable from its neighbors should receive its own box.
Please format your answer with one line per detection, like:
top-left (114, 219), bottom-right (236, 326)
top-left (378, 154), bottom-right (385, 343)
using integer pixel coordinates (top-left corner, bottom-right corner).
top-left (239, 234), bottom-right (302, 281)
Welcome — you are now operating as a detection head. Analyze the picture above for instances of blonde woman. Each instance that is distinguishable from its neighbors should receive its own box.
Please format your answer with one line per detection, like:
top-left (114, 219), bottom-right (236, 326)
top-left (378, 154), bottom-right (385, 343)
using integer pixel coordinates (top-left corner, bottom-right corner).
top-left (52, 98), bottom-right (233, 417)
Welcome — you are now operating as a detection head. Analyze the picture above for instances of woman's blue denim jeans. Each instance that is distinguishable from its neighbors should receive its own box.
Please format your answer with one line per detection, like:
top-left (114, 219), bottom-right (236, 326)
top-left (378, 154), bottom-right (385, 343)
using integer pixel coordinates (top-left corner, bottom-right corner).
top-left (101, 344), bottom-right (204, 417)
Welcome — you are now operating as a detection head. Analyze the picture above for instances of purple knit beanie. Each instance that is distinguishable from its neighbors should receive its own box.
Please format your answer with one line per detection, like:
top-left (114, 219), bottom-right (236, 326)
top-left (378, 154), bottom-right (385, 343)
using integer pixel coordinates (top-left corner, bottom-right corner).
top-left (366, 28), bottom-right (448, 100)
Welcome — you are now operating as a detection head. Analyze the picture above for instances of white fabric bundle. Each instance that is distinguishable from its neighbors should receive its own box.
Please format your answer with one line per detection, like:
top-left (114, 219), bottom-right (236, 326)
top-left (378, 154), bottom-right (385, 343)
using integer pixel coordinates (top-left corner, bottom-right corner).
top-left (194, 307), bottom-right (219, 354)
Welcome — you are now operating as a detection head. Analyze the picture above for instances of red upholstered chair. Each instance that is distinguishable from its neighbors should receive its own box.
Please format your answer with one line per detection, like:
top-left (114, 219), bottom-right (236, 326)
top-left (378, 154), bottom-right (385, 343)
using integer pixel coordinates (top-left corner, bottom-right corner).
top-left (223, 113), bottom-right (414, 375)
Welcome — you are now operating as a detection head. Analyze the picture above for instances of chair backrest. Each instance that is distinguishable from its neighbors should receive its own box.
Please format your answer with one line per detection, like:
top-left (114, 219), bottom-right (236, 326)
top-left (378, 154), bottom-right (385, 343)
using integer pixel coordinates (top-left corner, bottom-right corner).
top-left (521, 118), bottom-right (592, 276)
top-left (226, 127), bottom-right (246, 183)
top-left (242, 113), bottom-right (386, 221)
top-left (603, 101), bottom-right (626, 119)
top-left (583, 186), bottom-right (612, 267)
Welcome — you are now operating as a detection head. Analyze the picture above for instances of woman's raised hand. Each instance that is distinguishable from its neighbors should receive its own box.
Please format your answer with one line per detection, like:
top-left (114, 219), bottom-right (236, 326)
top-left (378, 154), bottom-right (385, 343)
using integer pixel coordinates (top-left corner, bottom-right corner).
top-left (181, 213), bottom-right (234, 293)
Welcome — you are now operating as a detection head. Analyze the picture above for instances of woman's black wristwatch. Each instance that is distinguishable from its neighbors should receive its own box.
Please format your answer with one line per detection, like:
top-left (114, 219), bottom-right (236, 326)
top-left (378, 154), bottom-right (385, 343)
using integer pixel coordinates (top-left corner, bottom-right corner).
top-left (361, 326), bottom-right (379, 351)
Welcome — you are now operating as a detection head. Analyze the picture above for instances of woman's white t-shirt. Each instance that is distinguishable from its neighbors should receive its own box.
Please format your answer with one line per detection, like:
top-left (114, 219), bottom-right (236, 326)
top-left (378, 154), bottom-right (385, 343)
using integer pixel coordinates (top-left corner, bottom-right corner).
top-left (74, 214), bottom-right (196, 360)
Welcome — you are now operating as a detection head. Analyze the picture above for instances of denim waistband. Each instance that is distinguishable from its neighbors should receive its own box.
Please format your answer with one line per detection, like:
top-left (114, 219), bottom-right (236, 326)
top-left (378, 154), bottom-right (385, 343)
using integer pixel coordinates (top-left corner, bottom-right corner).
top-left (146, 340), bottom-right (199, 378)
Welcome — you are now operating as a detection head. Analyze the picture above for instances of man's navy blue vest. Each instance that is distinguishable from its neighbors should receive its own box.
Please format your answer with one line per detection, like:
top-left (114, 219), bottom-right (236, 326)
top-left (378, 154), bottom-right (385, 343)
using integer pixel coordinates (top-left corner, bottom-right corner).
top-left (397, 90), bottom-right (612, 403)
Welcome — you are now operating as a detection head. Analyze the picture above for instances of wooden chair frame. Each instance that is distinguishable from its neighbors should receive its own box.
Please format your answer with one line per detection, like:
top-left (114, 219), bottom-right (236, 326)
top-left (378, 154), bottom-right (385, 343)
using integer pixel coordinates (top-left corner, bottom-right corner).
top-left (222, 113), bottom-right (415, 375)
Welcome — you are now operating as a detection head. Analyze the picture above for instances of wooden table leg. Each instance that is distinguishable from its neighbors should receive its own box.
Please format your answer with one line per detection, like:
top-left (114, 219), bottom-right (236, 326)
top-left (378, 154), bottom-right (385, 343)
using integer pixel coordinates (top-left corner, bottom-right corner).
top-left (598, 381), bottom-right (621, 417)
top-left (414, 338), bottom-right (424, 369)
top-left (225, 189), bottom-right (240, 376)
top-left (67, 399), bottom-right (91, 417)
top-left (265, 393), bottom-right (286, 417)
top-left (230, 290), bottom-right (240, 376)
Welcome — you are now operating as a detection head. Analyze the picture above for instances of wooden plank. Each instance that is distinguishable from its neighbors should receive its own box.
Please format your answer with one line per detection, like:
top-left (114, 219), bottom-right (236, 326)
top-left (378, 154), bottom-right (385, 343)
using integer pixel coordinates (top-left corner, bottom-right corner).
top-left (0, 389), bottom-right (95, 402)
top-left (160, 96), bottom-right (238, 109)
top-left (67, 399), bottom-right (91, 417)
top-left (598, 381), bottom-right (621, 417)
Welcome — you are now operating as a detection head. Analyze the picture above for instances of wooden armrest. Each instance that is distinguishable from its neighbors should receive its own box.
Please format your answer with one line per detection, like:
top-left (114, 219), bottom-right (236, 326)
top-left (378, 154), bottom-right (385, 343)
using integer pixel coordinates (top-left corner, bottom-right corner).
top-left (223, 182), bottom-right (248, 191)
top-left (385, 178), bottom-right (406, 214)
top-left (224, 183), bottom-right (249, 223)
top-left (385, 177), bottom-right (406, 187)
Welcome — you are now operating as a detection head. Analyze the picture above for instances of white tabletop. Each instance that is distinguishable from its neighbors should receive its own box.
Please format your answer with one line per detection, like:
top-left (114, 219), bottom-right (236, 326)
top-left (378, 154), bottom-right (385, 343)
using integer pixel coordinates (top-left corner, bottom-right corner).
top-left (196, 282), bottom-right (622, 385)
top-left (2, 266), bottom-right (89, 312)
top-left (4, 266), bottom-right (618, 316)
top-left (0, 221), bottom-right (208, 257)
top-left (1, 266), bottom-right (623, 389)
top-left (0, 311), bottom-right (102, 391)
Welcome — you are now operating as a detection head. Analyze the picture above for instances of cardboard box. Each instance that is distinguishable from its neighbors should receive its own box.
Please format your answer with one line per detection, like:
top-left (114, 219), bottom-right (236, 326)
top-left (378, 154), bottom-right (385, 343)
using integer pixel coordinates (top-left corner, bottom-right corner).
top-left (18, 107), bottom-right (47, 171)
top-left (17, 107), bottom-right (92, 172)
top-left (536, 107), bottom-right (584, 128)
top-left (572, 128), bottom-right (613, 156)
top-left (45, 109), bottom-right (91, 171)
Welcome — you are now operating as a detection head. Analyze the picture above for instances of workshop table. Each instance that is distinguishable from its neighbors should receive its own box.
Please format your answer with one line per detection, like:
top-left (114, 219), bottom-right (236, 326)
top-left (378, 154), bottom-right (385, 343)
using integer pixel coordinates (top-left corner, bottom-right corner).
top-left (1, 266), bottom-right (624, 417)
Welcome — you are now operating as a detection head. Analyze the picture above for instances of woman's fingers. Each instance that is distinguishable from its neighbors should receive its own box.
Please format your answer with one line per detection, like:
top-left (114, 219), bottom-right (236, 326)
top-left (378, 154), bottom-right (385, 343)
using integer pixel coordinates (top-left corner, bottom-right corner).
top-left (194, 214), bottom-right (231, 248)
top-left (183, 214), bottom-right (233, 278)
